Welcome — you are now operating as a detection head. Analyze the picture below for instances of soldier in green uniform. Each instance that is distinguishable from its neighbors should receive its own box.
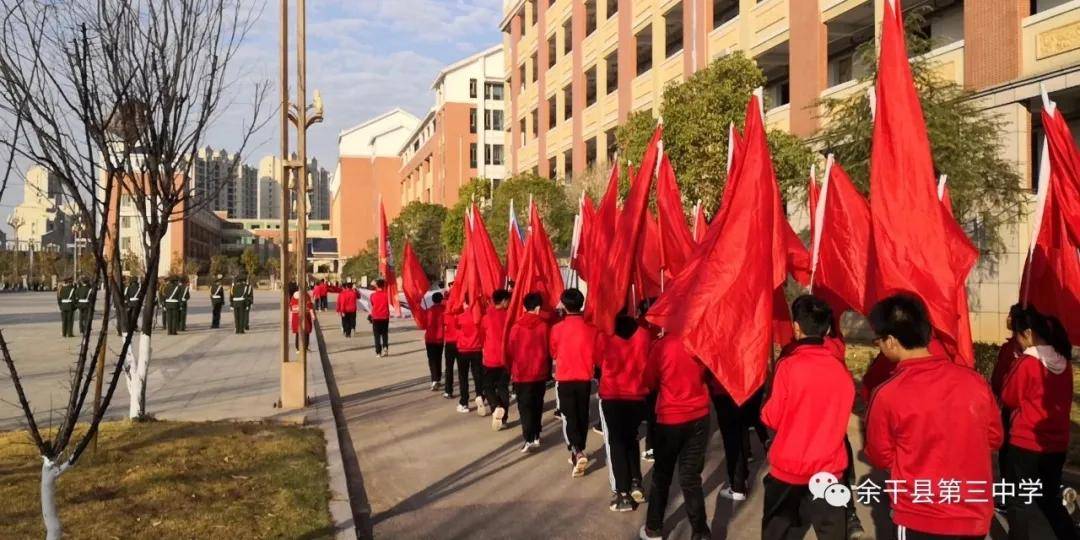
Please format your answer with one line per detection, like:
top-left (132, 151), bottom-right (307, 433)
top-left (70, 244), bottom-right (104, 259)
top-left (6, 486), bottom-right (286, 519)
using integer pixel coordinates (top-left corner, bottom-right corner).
top-left (209, 274), bottom-right (226, 329)
top-left (75, 276), bottom-right (93, 335)
top-left (230, 275), bottom-right (251, 334)
top-left (57, 277), bottom-right (77, 337)
top-left (178, 276), bottom-right (191, 331)
top-left (243, 278), bottom-right (254, 331)
top-left (123, 274), bottom-right (141, 334)
top-left (162, 276), bottom-right (182, 335)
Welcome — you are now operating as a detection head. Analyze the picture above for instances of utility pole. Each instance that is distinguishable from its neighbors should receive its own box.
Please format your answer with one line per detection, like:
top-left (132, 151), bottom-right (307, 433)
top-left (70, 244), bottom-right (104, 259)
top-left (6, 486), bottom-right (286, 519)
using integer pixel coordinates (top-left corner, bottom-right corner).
top-left (7, 215), bottom-right (24, 286)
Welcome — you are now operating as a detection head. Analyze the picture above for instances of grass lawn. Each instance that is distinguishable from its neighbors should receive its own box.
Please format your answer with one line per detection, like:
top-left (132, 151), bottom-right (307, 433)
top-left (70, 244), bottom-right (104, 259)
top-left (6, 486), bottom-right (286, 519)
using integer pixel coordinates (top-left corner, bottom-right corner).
top-left (0, 420), bottom-right (332, 539)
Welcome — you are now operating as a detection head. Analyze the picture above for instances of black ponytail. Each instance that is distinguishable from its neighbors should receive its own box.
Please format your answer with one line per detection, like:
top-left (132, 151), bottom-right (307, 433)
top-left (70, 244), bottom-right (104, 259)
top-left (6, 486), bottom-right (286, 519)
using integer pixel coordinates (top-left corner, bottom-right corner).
top-left (1013, 306), bottom-right (1072, 361)
top-left (1045, 316), bottom-right (1073, 361)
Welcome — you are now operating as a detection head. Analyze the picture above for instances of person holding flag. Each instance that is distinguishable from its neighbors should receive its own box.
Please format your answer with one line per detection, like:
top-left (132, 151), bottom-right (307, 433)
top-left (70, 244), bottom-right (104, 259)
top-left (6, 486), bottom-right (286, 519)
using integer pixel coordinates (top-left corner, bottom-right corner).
top-left (506, 292), bottom-right (551, 452)
top-left (369, 279), bottom-right (391, 356)
top-left (481, 289), bottom-right (512, 430)
top-left (549, 288), bottom-right (599, 478)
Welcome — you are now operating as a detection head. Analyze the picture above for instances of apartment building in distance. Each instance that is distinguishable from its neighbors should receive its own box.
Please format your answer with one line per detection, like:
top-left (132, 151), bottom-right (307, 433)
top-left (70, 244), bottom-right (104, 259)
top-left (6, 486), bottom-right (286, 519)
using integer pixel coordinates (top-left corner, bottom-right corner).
top-left (399, 45), bottom-right (508, 207)
top-left (256, 155), bottom-right (332, 221)
top-left (501, 0), bottom-right (1080, 342)
top-left (192, 146), bottom-right (259, 219)
top-left (6, 165), bottom-right (77, 252)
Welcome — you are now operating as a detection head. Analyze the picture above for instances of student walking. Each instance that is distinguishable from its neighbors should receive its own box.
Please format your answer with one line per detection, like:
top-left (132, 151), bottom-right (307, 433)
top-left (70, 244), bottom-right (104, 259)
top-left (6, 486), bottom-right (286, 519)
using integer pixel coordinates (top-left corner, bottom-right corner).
top-left (442, 299), bottom-right (459, 399)
top-left (1000, 306), bottom-right (1077, 540)
top-left (369, 279), bottom-right (391, 356)
top-left (549, 288), bottom-right (600, 478)
top-left (336, 281), bottom-right (358, 337)
top-left (482, 290), bottom-right (511, 430)
top-left (289, 283), bottom-right (313, 351)
top-left (709, 380), bottom-right (752, 502)
top-left (759, 295), bottom-right (854, 540)
top-left (507, 293), bottom-right (551, 452)
top-left (455, 302), bottom-right (484, 414)
top-left (639, 332), bottom-right (712, 540)
top-left (865, 294), bottom-right (1002, 539)
top-left (423, 292), bottom-right (446, 391)
top-left (597, 313), bottom-right (652, 512)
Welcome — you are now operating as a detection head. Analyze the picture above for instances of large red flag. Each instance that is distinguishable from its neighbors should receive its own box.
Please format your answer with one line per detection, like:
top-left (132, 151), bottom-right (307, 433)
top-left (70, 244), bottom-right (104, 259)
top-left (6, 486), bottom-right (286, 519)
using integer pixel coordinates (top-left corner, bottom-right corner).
top-left (656, 154), bottom-right (696, 277)
top-left (469, 203), bottom-right (507, 297)
top-left (401, 242), bottom-right (430, 329)
top-left (865, 0), bottom-right (977, 366)
top-left (647, 95), bottom-right (785, 405)
top-left (590, 126), bottom-right (663, 333)
top-left (446, 213), bottom-right (477, 314)
top-left (505, 202), bottom-right (566, 337)
top-left (1020, 101), bottom-right (1080, 343)
top-left (693, 203), bottom-right (707, 243)
top-left (811, 157), bottom-right (871, 316)
top-left (506, 199), bottom-right (525, 281)
top-left (585, 162), bottom-right (621, 286)
top-left (636, 213), bottom-right (664, 300)
top-left (1040, 97), bottom-right (1080, 248)
top-left (377, 198), bottom-right (401, 316)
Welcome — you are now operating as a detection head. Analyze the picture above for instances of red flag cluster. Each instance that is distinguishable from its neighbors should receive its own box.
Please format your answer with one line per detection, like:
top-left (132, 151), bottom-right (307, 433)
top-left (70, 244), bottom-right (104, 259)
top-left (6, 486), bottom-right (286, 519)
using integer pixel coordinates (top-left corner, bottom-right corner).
top-left (378, 199), bottom-right (401, 317)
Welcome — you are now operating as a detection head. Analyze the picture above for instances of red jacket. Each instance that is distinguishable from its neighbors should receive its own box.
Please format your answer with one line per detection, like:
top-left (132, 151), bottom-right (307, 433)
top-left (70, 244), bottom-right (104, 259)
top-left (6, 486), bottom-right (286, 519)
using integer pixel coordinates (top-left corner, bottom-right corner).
top-left (597, 328), bottom-right (653, 400)
top-left (1001, 347), bottom-right (1073, 453)
top-left (507, 312), bottom-right (551, 383)
top-left (370, 290), bottom-right (390, 320)
top-left (761, 338), bottom-right (854, 485)
top-left (549, 314), bottom-right (600, 382)
top-left (861, 353), bottom-right (897, 403)
top-left (313, 283), bottom-right (327, 299)
top-left (456, 311), bottom-right (483, 353)
top-left (990, 337), bottom-right (1019, 397)
top-left (424, 304), bottom-right (445, 344)
top-left (866, 355), bottom-right (1002, 536)
top-left (644, 335), bottom-right (710, 425)
top-left (336, 288), bottom-right (358, 314)
top-left (444, 312), bottom-right (459, 343)
top-left (289, 294), bottom-right (313, 333)
top-left (482, 308), bottom-right (509, 368)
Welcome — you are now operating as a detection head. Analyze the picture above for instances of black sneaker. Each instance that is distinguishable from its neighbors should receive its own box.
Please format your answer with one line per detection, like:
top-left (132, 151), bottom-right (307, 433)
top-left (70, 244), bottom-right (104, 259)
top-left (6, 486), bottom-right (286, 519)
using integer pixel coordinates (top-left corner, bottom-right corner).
top-left (639, 526), bottom-right (662, 540)
top-left (847, 507), bottom-right (865, 539)
top-left (611, 493), bottom-right (634, 512)
top-left (690, 528), bottom-right (712, 540)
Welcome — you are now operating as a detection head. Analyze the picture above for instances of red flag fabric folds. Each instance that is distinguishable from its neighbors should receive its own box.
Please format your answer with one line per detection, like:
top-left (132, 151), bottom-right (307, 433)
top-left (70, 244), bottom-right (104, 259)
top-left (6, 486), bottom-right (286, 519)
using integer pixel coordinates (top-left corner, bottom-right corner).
top-left (506, 202), bottom-right (566, 338)
top-left (401, 242), bottom-right (431, 329)
top-left (811, 159), bottom-right (871, 316)
top-left (469, 203), bottom-right (507, 296)
top-left (506, 200), bottom-right (525, 281)
top-left (693, 203), bottom-right (707, 244)
top-left (378, 199), bottom-right (401, 316)
top-left (865, 0), bottom-right (977, 366)
top-left (656, 155), bottom-right (696, 277)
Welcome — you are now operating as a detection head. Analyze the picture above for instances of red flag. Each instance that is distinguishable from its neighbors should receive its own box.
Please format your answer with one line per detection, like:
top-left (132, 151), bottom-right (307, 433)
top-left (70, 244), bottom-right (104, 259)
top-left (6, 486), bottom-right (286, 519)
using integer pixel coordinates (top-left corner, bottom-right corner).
top-left (401, 242), bottom-right (430, 329)
top-left (506, 199), bottom-right (525, 280)
top-left (1041, 97), bottom-right (1080, 248)
top-left (656, 154), bottom-right (696, 277)
top-left (647, 95), bottom-right (784, 405)
top-left (811, 158), bottom-right (871, 316)
top-left (575, 194), bottom-right (596, 278)
top-left (586, 162), bottom-right (621, 285)
top-left (505, 202), bottom-right (566, 339)
top-left (693, 203), bottom-right (707, 243)
top-left (469, 203), bottom-right (507, 297)
top-left (378, 198), bottom-right (401, 316)
top-left (1020, 102), bottom-right (1080, 343)
top-left (635, 213), bottom-right (664, 300)
top-left (446, 214), bottom-right (477, 314)
top-left (865, 0), bottom-right (977, 366)
top-left (590, 126), bottom-right (663, 333)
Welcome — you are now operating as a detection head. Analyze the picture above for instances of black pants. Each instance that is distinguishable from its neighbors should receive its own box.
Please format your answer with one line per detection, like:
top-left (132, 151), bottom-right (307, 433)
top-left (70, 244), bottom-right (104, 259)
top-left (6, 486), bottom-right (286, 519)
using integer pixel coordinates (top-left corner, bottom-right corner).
top-left (425, 343), bottom-right (443, 383)
top-left (599, 399), bottom-right (645, 494)
top-left (126, 307), bottom-right (139, 333)
top-left (293, 332), bottom-right (310, 351)
top-left (457, 351), bottom-right (483, 406)
top-left (745, 388), bottom-right (770, 448)
top-left (78, 306), bottom-right (92, 334)
top-left (342, 312), bottom-right (356, 337)
top-left (713, 393), bottom-right (752, 494)
top-left (372, 319), bottom-right (389, 353)
top-left (515, 381), bottom-right (546, 443)
top-left (895, 526), bottom-right (984, 540)
top-left (645, 391), bottom-right (658, 452)
top-left (999, 407), bottom-right (1012, 486)
top-left (211, 303), bottom-right (223, 328)
top-left (556, 381), bottom-right (591, 454)
top-left (1005, 444), bottom-right (1077, 540)
top-left (60, 309), bottom-right (75, 337)
top-left (443, 343), bottom-right (458, 395)
top-left (646, 416), bottom-right (710, 535)
top-left (483, 366), bottom-right (510, 414)
top-left (762, 474), bottom-right (846, 540)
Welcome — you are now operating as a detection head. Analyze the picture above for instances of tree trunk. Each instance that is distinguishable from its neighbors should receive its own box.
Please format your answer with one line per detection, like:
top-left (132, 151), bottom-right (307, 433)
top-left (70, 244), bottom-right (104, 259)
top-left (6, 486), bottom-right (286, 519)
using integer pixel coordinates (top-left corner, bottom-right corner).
top-left (40, 458), bottom-right (65, 540)
top-left (128, 251), bottom-right (160, 420)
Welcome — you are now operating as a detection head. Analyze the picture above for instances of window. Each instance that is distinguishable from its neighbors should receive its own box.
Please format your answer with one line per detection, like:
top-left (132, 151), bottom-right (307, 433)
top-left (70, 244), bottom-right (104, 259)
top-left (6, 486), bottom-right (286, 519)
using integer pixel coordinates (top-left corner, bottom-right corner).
top-left (484, 82), bottom-right (504, 100)
top-left (1033, 0), bottom-right (1072, 13)
top-left (531, 108), bottom-right (538, 136)
top-left (585, 65), bottom-right (597, 106)
top-left (764, 77), bottom-right (790, 107)
top-left (607, 0), bottom-right (618, 19)
top-left (470, 143), bottom-right (478, 168)
top-left (636, 25), bottom-right (653, 76)
top-left (563, 19), bottom-right (572, 56)
top-left (484, 110), bottom-right (504, 131)
top-left (914, 0), bottom-right (964, 47)
top-left (519, 64), bottom-right (526, 90)
top-left (491, 144), bottom-right (505, 166)
top-left (585, 137), bottom-right (597, 169)
top-left (121, 237), bottom-right (131, 251)
top-left (121, 216), bottom-right (132, 228)
top-left (520, 118), bottom-right (527, 146)
top-left (548, 34), bottom-right (557, 68)
top-left (564, 149), bottom-right (573, 178)
top-left (469, 78), bottom-right (477, 98)
top-left (665, 3), bottom-right (683, 58)
top-left (585, 0), bottom-right (597, 35)
top-left (548, 95), bottom-right (557, 127)
top-left (469, 108), bottom-right (477, 134)
top-left (606, 128), bottom-right (618, 160)
top-left (531, 51), bottom-right (538, 83)
top-left (563, 84), bottom-right (573, 121)
top-left (530, 0), bottom-right (537, 26)
top-left (606, 51), bottom-right (618, 94)
top-left (828, 53), bottom-right (854, 87)
top-left (548, 156), bottom-right (557, 177)
top-left (714, 0), bottom-right (738, 28)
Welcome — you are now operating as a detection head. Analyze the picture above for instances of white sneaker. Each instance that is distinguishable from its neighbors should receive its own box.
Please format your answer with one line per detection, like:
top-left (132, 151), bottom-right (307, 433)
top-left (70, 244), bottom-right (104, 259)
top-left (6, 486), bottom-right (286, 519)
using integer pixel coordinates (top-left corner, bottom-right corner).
top-left (475, 396), bottom-right (488, 416)
top-left (530, 439), bottom-right (541, 450)
top-left (572, 454), bottom-right (588, 478)
top-left (639, 525), bottom-right (663, 540)
top-left (456, 404), bottom-right (470, 413)
top-left (429, 382), bottom-right (438, 391)
top-left (520, 442), bottom-right (531, 453)
top-left (720, 486), bottom-right (747, 501)
top-left (492, 407), bottom-right (506, 431)
top-left (642, 449), bottom-right (655, 462)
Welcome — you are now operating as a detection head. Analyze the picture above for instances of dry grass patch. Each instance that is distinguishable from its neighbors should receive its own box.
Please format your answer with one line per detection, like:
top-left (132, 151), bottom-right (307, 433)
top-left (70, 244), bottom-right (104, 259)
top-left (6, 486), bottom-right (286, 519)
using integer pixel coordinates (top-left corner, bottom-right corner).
top-left (0, 420), bottom-right (331, 539)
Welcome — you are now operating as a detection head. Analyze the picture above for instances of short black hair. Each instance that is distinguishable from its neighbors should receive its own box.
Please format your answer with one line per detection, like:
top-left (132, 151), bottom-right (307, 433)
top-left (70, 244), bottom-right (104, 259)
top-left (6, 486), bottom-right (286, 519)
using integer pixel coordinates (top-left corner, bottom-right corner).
top-left (868, 294), bottom-right (932, 349)
top-left (374, 278), bottom-right (386, 288)
top-left (791, 294), bottom-right (833, 338)
top-left (523, 292), bottom-right (543, 311)
top-left (561, 288), bottom-right (585, 313)
top-left (431, 292), bottom-right (443, 304)
top-left (614, 314), bottom-right (638, 339)
top-left (492, 289), bottom-right (511, 304)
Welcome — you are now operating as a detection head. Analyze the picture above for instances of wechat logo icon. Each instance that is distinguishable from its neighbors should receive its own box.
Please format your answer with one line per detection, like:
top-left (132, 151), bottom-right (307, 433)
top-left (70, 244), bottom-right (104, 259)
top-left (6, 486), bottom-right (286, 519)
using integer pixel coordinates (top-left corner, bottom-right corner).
top-left (809, 471), bottom-right (852, 508)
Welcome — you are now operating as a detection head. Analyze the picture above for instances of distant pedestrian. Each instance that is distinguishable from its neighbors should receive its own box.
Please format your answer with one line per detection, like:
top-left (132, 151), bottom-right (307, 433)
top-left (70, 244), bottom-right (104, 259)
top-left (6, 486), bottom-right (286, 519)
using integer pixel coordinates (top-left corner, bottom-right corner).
top-left (230, 275), bottom-right (252, 334)
top-left (455, 300), bottom-right (484, 415)
top-left (289, 282), bottom-right (313, 351)
top-left (507, 292), bottom-right (550, 453)
top-left (337, 280), bottom-right (358, 337)
top-left (76, 276), bottom-right (93, 335)
top-left (123, 274), bottom-right (141, 334)
top-left (162, 276), bottom-right (182, 335)
top-left (423, 292), bottom-right (446, 391)
top-left (369, 278), bottom-right (390, 356)
top-left (57, 277), bottom-right (76, 337)
top-left (481, 289), bottom-right (511, 430)
top-left (549, 288), bottom-right (600, 478)
top-left (209, 274), bottom-right (226, 329)
top-left (442, 289), bottom-right (459, 400)
top-left (178, 276), bottom-right (191, 331)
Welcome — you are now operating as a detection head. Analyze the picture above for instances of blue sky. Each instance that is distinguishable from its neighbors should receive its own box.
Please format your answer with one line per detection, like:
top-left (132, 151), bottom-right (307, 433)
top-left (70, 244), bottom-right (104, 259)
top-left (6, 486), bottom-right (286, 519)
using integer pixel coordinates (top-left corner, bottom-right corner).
top-left (0, 0), bottom-right (504, 231)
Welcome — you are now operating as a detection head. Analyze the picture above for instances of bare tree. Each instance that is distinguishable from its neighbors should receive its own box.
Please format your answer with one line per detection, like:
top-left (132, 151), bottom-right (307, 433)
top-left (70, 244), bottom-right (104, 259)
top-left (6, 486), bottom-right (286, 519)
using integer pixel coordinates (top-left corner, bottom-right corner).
top-left (0, 1), bottom-right (268, 537)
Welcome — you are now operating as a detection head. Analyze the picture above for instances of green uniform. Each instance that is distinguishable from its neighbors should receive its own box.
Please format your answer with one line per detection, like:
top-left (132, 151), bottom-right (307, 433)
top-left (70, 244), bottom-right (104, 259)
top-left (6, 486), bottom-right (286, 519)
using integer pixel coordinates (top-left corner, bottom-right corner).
top-left (209, 281), bottom-right (226, 328)
top-left (123, 280), bottom-right (141, 334)
top-left (57, 283), bottom-right (77, 337)
top-left (75, 282), bottom-right (92, 335)
top-left (179, 283), bottom-right (191, 331)
top-left (230, 281), bottom-right (252, 334)
top-left (162, 280), bottom-right (182, 335)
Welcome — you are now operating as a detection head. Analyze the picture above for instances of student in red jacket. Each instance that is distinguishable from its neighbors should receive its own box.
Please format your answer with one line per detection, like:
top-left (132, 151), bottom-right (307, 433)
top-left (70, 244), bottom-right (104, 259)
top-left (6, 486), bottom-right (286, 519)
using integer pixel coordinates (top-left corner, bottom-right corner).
top-left (1001, 306), bottom-right (1076, 539)
top-left (549, 288), bottom-right (600, 478)
top-left (423, 292), bottom-right (446, 392)
top-left (482, 290), bottom-right (512, 430)
top-left (760, 295), bottom-right (854, 540)
top-left (336, 280), bottom-right (359, 338)
top-left (455, 300), bottom-right (485, 414)
top-left (639, 333), bottom-right (711, 540)
top-left (865, 294), bottom-right (1002, 539)
top-left (289, 284), bottom-right (314, 351)
top-left (597, 312), bottom-right (652, 512)
top-left (442, 294), bottom-right (459, 400)
top-left (507, 293), bottom-right (550, 452)
top-left (991, 302), bottom-right (1023, 498)
top-left (369, 279), bottom-right (391, 357)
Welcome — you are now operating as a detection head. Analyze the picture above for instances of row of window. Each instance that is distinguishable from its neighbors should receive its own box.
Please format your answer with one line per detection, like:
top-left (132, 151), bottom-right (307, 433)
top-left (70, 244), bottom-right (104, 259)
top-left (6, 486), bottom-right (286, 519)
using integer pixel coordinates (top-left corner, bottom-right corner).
top-left (468, 80), bottom-right (504, 101)
top-left (469, 108), bottom-right (505, 133)
top-left (468, 143), bottom-right (506, 168)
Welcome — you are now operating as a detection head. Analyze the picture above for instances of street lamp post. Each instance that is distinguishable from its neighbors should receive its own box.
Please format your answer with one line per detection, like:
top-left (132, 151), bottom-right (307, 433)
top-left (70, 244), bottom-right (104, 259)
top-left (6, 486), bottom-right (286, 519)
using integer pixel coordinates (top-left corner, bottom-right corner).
top-left (7, 215), bottom-right (24, 286)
